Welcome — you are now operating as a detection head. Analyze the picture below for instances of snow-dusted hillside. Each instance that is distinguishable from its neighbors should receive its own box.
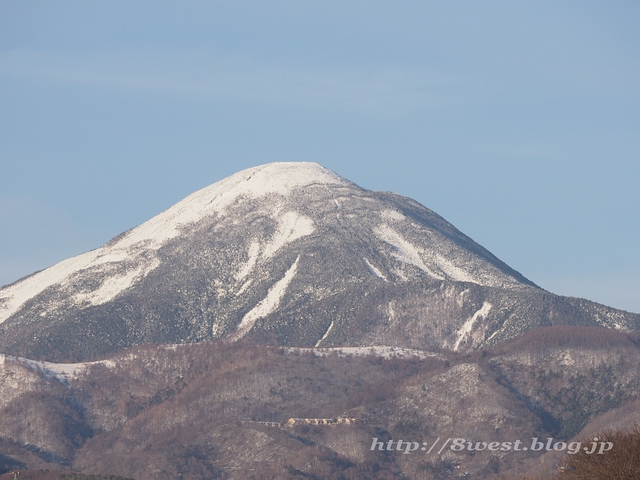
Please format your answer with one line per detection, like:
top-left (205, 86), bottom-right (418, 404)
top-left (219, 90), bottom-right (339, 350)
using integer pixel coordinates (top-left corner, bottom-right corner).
top-left (1, 162), bottom-right (638, 361)
top-left (0, 163), bottom-right (347, 324)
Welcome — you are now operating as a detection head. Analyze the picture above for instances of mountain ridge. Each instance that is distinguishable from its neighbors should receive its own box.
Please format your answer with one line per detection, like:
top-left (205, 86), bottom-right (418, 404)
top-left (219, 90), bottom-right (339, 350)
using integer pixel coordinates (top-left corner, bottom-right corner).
top-left (2, 327), bottom-right (640, 479)
top-left (1, 162), bottom-right (638, 362)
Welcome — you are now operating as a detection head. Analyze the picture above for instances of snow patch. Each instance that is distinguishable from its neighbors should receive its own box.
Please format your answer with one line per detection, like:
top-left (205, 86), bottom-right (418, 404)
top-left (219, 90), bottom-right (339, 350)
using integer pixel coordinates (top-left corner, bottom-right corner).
top-left (380, 209), bottom-right (405, 222)
top-left (0, 248), bottom-right (162, 323)
top-left (362, 257), bottom-right (386, 281)
top-left (233, 256), bottom-right (300, 340)
top-left (434, 254), bottom-right (477, 284)
top-left (486, 329), bottom-right (500, 342)
top-left (2, 354), bottom-right (114, 384)
top-left (0, 250), bottom-right (95, 323)
top-left (453, 302), bottom-right (492, 351)
top-left (236, 241), bottom-right (260, 281)
top-left (262, 211), bottom-right (314, 258)
top-left (73, 258), bottom-right (160, 307)
top-left (374, 224), bottom-right (443, 279)
top-left (286, 346), bottom-right (445, 360)
top-left (236, 279), bottom-right (253, 296)
top-left (315, 320), bottom-right (334, 347)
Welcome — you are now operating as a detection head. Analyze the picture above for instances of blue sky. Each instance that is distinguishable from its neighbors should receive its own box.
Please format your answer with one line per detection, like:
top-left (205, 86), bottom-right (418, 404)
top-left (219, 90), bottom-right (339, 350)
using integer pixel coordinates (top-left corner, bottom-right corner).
top-left (1, 1), bottom-right (639, 312)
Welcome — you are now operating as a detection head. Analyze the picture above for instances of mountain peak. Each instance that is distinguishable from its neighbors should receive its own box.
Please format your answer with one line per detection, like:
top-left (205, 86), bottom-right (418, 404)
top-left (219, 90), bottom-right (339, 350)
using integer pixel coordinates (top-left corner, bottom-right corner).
top-left (2, 162), bottom-right (639, 362)
top-left (108, 162), bottom-right (353, 253)
top-left (218, 162), bottom-right (351, 194)
top-left (0, 162), bottom-right (351, 325)
top-left (118, 162), bottom-right (351, 247)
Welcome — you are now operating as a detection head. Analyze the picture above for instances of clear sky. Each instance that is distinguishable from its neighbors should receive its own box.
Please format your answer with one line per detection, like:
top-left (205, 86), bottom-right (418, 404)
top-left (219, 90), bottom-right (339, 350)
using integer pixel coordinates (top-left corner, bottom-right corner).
top-left (1, 1), bottom-right (639, 313)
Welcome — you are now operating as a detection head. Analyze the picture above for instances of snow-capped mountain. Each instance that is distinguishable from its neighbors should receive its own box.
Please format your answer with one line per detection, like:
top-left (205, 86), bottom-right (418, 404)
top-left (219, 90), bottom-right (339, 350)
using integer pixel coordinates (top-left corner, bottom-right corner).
top-left (1, 162), bottom-right (638, 361)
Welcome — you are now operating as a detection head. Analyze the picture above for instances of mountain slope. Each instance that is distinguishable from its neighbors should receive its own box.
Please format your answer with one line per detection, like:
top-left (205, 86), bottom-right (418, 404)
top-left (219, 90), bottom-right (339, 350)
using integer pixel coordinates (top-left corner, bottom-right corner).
top-left (2, 329), bottom-right (640, 479)
top-left (1, 162), bottom-right (638, 361)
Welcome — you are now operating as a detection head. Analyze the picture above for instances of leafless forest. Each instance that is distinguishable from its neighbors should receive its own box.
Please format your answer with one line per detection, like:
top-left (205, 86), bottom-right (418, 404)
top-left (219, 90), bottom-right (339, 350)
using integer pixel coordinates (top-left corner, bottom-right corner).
top-left (1, 326), bottom-right (640, 479)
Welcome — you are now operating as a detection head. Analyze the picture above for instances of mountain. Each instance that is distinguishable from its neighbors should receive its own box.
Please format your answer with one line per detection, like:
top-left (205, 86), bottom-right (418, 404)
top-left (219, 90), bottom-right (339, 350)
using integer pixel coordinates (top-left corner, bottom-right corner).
top-left (1, 162), bottom-right (638, 362)
top-left (2, 328), bottom-right (640, 479)
top-left (2, 162), bottom-right (640, 479)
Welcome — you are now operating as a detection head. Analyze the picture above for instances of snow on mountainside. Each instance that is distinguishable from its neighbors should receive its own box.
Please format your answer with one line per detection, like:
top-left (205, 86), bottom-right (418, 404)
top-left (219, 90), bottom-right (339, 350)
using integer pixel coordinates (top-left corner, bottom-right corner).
top-left (0, 163), bottom-right (345, 324)
top-left (1, 162), bottom-right (639, 362)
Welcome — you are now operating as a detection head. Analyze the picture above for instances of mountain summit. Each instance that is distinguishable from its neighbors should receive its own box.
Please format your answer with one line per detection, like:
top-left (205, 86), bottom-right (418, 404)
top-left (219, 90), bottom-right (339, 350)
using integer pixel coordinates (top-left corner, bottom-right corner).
top-left (1, 162), bottom-right (638, 361)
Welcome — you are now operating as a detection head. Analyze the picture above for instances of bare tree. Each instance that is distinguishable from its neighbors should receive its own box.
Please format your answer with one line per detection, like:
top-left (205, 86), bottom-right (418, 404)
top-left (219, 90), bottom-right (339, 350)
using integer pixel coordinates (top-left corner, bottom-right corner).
top-left (558, 424), bottom-right (640, 480)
